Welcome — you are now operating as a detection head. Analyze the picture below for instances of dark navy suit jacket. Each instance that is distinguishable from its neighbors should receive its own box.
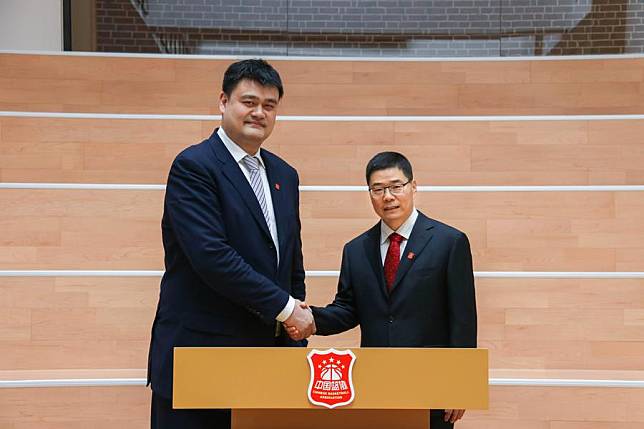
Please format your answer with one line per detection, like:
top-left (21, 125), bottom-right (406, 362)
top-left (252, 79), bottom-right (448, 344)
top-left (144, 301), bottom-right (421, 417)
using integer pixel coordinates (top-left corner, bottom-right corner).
top-left (312, 212), bottom-right (477, 348)
top-left (148, 129), bottom-right (306, 399)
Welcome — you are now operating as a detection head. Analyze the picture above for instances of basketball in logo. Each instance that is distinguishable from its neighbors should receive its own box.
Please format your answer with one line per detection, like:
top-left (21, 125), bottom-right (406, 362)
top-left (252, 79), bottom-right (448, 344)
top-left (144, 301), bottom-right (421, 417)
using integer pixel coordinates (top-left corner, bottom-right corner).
top-left (320, 361), bottom-right (343, 381)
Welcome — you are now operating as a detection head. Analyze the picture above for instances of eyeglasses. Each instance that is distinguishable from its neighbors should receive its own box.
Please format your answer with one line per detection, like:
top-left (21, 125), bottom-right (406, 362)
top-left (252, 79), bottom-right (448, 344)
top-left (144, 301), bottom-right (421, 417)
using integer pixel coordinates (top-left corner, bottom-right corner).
top-left (369, 180), bottom-right (411, 197)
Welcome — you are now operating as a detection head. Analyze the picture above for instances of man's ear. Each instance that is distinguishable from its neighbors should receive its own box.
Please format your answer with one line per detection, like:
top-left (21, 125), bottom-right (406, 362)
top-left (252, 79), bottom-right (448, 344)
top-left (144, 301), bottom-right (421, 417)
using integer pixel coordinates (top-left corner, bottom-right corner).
top-left (411, 179), bottom-right (417, 193)
top-left (218, 91), bottom-right (228, 114)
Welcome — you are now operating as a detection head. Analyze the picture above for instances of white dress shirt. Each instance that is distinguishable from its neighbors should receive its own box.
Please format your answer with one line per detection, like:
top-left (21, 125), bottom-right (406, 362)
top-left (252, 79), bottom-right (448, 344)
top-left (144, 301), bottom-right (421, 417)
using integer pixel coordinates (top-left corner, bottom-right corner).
top-left (217, 127), bottom-right (294, 322)
top-left (380, 208), bottom-right (419, 264)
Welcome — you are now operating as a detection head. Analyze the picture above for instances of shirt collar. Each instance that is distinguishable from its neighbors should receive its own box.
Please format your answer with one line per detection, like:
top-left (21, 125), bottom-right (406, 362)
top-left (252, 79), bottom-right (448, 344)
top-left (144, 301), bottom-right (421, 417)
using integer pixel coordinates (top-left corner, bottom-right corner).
top-left (380, 208), bottom-right (418, 245)
top-left (217, 127), bottom-right (265, 168)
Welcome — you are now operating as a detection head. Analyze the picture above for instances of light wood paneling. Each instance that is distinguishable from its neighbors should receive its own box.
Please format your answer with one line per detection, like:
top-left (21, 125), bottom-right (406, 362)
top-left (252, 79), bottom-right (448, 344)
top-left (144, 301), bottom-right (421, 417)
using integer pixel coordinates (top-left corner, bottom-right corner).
top-left (460, 386), bottom-right (644, 428)
top-left (0, 385), bottom-right (149, 429)
top-left (0, 117), bottom-right (206, 183)
top-left (2, 383), bottom-right (644, 429)
top-left (0, 277), bottom-right (157, 370)
top-left (2, 277), bottom-right (643, 371)
top-left (1, 54), bottom-right (643, 115)
top-left (2, 53), bottom-right (644, 428)
top-left (3, 117), bottom-right (644, 185)
top-left (310, 277), bottom-right (644, 370)
top-left (2, 189), bottom-right (643, 271)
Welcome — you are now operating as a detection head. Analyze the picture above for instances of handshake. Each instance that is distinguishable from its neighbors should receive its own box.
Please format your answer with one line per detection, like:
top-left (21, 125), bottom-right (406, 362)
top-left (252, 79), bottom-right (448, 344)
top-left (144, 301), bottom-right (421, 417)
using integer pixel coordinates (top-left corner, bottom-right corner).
top-left (283, 300), bottom-right (316, 341)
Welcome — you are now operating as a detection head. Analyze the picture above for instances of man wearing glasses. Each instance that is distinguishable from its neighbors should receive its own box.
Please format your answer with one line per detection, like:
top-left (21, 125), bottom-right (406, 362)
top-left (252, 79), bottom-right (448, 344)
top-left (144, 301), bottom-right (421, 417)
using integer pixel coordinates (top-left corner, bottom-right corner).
top-left (287, 151), bottom-right (477, 428)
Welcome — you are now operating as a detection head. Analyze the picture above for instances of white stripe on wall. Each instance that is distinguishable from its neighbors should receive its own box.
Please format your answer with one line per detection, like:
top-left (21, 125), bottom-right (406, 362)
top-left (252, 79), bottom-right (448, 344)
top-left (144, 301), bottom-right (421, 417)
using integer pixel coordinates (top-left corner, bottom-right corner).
top-left (0, 183), bottom-right (166, 190)
top-left (2, 377), bottom-right (643, 389)
top-left (2, 183), bottom-right (644, 192)
top-left (2, 111), bottom-right (644, 121)
top-left (303, 185), bottom-right (644, 192)
top-left (1, 270), bottom-right (643, 279)
top-left (0, 378), bottom-right (145, 388)
top-left (0, 111), bottom-right (219, 120)
top-left (1, 49), bottom-right (643, 62)
top-left (0, 270), bottom-right (165, 277)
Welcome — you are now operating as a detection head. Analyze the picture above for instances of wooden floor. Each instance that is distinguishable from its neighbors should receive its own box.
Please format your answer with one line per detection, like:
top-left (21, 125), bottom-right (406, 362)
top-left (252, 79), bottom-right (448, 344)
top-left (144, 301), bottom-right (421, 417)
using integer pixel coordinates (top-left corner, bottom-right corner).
top-left (1, 52), bottom-right (643, 428)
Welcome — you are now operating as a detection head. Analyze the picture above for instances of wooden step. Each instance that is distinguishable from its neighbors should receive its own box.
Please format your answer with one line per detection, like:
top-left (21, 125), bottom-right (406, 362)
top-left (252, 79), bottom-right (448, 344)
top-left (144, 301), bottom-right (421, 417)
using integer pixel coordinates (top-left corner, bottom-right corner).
top-left (1, 54), bottom-right (643, 115)
top-left (0, 189), bottom-right (642, 271)
top-left (1, 277), bottom-right (643, 370)
top-left (1, 369), bottom-right (643, 428)
top-left (2, 116), bottom-right (644, 185)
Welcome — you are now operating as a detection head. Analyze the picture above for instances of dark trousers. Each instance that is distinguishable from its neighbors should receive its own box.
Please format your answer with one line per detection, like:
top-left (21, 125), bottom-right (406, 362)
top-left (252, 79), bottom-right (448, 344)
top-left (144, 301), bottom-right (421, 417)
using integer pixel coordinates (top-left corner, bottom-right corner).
top-left (430, 410), bottom-right (455, 429)
top-left (151, 391), bottom-right (231, 429)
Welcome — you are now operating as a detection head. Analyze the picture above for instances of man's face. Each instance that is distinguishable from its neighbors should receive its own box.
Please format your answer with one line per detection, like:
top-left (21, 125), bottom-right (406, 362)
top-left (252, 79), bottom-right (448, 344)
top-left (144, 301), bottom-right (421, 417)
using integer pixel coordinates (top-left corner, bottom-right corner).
top-left (368, 167), bottom-right (416, 230)
top-left (219, 79), bottom-right (280, 152)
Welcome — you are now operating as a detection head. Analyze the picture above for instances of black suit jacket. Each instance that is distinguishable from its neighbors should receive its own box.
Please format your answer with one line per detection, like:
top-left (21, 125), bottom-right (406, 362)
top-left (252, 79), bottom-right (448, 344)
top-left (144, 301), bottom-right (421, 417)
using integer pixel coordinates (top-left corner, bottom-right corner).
top-left (312, 212), bottom-right (476, 348)
top-left (148, 129), bottom-right (306, 399)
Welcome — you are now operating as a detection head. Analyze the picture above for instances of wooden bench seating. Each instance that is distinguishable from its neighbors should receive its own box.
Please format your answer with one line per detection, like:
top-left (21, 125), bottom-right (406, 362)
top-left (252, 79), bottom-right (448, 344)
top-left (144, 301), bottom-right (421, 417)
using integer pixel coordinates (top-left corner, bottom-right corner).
top-left (1, 52), bottom-right (643, 428)
top-left (2, 276), bottom-right (643, 371)
top-left (1, 54), bottom-right (643, 115)
top-left (2, 369), bottom-right (643, 428)
top-left (2, 116), bottom-right (644, 185)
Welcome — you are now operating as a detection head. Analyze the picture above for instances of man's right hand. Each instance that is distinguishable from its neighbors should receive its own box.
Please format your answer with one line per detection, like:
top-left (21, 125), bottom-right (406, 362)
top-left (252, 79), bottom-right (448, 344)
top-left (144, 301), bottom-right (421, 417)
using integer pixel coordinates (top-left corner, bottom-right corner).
top-left (283, 300), bottom-right (315, 340)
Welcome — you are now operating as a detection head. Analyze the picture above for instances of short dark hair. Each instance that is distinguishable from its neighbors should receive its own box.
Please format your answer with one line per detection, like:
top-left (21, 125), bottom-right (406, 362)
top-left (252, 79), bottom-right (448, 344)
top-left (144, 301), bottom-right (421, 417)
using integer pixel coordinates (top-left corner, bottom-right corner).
top-left (365, 152), bottom-right (413, 184)
top-left (222, 59), bottom-right (284, 99)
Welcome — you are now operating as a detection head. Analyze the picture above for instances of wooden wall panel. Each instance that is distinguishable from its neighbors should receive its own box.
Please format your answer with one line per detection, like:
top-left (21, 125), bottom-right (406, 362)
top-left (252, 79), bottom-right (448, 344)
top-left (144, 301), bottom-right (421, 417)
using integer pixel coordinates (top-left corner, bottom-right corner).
top-left (2, 53), bottom-right (643, 427)
top-left (2, 190), bottom-right (643, 271)
top-left (2, 277), bottom-right (642, 371)
top-left (0, 277), bottom-right (156, 370)
top-left (1, 54), bottom-right (643, 115)
top-left (308, 278), bottom-right (644, 370)
top-left (3, 117), bottom-right (643, 185)
top-left (0, 117), bottom-right (205, 183)
top-left (0, 385), bottom-right (149, 429)
top-left (2, 384), bottom-right (644, 428)
top-left (460, 386), bottom-right (644, 428)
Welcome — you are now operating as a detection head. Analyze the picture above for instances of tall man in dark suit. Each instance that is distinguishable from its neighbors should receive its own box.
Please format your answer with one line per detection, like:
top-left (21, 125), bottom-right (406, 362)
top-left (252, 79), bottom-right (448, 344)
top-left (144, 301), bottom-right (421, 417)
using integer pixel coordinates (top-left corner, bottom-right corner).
top-left (288, 152), bottom-right (477, 428)
top-left (148, 59), bottom-right (314, 429)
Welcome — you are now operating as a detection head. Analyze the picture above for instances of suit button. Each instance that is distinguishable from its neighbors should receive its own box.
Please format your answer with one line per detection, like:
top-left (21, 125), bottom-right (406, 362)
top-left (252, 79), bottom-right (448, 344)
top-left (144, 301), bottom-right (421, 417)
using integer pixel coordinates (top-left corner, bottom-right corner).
top-left (388, 316), bottom-right (394, 323)
top-left (268, 243), bottom-right (274, 249)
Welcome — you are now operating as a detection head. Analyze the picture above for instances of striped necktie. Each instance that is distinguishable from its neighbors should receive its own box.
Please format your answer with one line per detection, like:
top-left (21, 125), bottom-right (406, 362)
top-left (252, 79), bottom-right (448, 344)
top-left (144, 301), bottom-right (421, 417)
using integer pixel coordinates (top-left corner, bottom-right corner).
top-left (242, 155), bottom-right (271, 227)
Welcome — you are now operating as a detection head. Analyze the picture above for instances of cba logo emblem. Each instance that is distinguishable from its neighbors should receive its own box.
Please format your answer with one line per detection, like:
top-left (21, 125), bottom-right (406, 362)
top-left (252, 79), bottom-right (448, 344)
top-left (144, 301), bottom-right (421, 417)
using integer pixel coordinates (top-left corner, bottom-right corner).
top-left (307, 348), bottom-right (356, 409)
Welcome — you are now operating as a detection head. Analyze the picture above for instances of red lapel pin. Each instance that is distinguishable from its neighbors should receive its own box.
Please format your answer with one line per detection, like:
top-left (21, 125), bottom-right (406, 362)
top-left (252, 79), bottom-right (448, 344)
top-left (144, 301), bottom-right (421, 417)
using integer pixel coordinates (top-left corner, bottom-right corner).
top-left (275, 183), bottom-right (280, 190)
top-left (407, 251), bottom-right (415, 260)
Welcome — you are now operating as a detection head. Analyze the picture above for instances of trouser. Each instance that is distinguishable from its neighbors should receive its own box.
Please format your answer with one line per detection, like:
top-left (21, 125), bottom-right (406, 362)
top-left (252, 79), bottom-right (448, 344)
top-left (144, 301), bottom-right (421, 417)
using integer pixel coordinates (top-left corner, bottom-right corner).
top-left (151, 391), bottom-right (231, 429)
top-left (430, 409), bottom-right (455, 429)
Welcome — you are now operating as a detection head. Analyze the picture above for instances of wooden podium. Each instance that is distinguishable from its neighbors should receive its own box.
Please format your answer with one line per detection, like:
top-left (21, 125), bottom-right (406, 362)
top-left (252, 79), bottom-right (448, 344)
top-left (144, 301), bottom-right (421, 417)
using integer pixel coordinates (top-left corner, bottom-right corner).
top-left (174, 347), bottom-right (488, 429)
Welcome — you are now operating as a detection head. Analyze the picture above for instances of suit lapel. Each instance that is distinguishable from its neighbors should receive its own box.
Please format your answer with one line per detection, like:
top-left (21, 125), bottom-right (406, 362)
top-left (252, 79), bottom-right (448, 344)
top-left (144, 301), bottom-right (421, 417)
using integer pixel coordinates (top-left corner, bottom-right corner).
top-left (363, 223), bottom-right (388, 299)
top-left (263, 150), bottom-right (288, 263)
top-left (390, 213), bottom-right (435, 293)
top-left (209, 131), bottom-right (272, 241)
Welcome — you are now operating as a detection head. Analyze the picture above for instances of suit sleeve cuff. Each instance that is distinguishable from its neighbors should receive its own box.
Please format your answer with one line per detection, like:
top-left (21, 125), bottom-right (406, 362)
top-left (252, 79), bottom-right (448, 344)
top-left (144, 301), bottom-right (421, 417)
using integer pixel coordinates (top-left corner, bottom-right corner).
top-left (275, 296), bottom-right (295, 322)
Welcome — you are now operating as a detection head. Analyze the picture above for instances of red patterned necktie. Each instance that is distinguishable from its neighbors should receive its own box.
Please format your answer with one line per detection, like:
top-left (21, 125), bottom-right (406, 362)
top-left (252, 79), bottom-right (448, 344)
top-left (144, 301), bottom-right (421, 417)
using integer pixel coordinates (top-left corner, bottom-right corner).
top-left (384, 232), bottom-right (404, 291)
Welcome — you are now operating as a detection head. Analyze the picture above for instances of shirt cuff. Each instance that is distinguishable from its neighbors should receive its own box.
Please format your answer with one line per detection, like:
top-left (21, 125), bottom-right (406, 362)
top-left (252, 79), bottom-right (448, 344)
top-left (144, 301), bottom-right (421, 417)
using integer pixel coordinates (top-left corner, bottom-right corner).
top-left (275, 296), bottom-right (295, 322)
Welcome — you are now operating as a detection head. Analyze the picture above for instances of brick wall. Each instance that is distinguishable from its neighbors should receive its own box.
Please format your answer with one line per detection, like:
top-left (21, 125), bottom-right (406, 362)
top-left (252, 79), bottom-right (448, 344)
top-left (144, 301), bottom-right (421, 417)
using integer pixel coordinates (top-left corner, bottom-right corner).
top-left (96, 0), bottom-right (158, 53)
top-left (94, 0), bottom-right (644, 56)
